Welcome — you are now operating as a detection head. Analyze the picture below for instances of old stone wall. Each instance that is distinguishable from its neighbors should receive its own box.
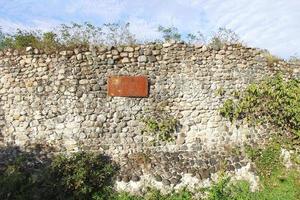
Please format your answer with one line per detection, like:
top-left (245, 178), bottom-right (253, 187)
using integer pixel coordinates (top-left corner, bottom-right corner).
top-left (0, 42), bottom-right (299, 191)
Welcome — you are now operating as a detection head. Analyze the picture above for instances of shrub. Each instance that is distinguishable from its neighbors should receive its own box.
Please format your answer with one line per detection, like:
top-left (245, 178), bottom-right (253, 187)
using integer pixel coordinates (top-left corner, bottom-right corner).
top-left (0, 22), bottom-right (137, 52)
top-left (207, 176), bottom-right (231, 200)
top-left (220, 74), bottom-right (300, 138)
top-left (158, 25), bottom-right (182, 42)
top-left (263, 51), bottom-right (281, 67)
top-left (0, 154), bottom-right (39, 200)
top-left (0, 149), bottom-right (117, 200)
top-left (209, 27), bottom-right (241, 49)
top-left (46, 152), bottom-right (117, 200)
top-left (142, 116), bottom-right (179, 143)
top-left (187, 32), bottom-right (206, 44)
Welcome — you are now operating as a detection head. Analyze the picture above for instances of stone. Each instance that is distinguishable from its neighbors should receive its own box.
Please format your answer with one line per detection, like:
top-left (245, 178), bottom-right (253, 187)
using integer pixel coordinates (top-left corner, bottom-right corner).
top-left (138, 55), bottom-right (147, 62)
top-left (131, 175), bottom-right (140, 182)
top-left (26, 47), bottom-right (33, 52)
top-left (124, 47), bottom-right (134, 52)
top-left (76, 54), bottom-right (83, 60)
top-left (121, 57), bottom-right (130, 63)
top-left (0, 42), bottom-right (294, 194)
top-left (154, 175), bottom-right (162, 182)
top-left (107, 58), bottom-right (114, 65)
top-left (163, 43), bottom-right (171, 47)
top-left (170, 178), bottom-right (180, 185)
top-left (199, 169), bottom-right (210, 179)
top-left (123, 176), bottom-right (130, 183)
top-left (148, 56), bottom-right (156, 63)
top-left (162, 179), bottom-right (171, 186)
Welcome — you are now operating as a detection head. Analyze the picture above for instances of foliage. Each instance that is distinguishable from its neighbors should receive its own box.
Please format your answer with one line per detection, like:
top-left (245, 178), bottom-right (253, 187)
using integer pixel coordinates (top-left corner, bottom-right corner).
top-left (47, 152), bottom-right (117, 200)
top-left (245, 142), bottom-right (282, 179)
top-left (220, 74), bottom-right (300, 138)
top-left (215, 87), bottom-right (225, 96)
top-left (0, 27), bottom-right (5, 49)
top-left (58, 22), bottom-right (136, 46)
top-left (0, 154), bottom-right (41, 200)
top-left (0, 150), bottom-right (117, 200)
top-left (263, 51), bottom-right (281, 67)
top-left (142, 116), bottom-right (179, 143)
top-left (207, 169), bottom-right (300, 200)
top-left (148, 188), bottom-right (192, 200)
top-left (209, 27), bottom-right (240, 49)
top-left (111, 188), bottom-right (192, 200)
top-left (288, 55), bottom-right (300, 64)
top-left (0, 23), bottom-right (243, 52)
top-left (0, 29), bottom-right (60, 53)
top-left (187, 31), bottom-right (206, 44)
top-left (158, 25), bottom-right (182, 42)
top-left (0, 22), bottom-right (137, 52)
top-left (102, 22), bottom-right (137, 46)
top-left (207, 176), bottom-right (231, 200)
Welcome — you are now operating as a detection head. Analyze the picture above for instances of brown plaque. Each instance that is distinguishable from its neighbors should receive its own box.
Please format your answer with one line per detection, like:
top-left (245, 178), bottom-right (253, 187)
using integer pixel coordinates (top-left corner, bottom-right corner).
top-left (108, 76), bottom-right (148, 97)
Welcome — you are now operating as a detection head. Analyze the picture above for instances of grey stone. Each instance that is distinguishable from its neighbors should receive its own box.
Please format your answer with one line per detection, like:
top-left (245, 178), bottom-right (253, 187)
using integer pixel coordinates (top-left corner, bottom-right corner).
top-left (162, 179), bottom-right (171, 186)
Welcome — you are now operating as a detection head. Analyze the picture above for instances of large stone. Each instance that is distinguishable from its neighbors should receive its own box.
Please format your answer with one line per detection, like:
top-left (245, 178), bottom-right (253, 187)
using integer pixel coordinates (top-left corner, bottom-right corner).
top-left (124, 47), bottom-right (134, 52)
top-left (138, 55), bottom-right (147, 62)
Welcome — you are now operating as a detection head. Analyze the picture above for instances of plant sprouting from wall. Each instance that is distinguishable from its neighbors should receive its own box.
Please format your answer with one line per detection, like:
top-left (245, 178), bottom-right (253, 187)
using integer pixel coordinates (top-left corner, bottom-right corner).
top-left (262, 51), bottom-right (281, 67)
top-left (141, 100), bottom-right (180, 144)
top-left (0, 27), bottom-right (5, 49)
top-left (142, 116), bottom-right (179, 143)
top-left (158, 25), bottom-right (182, 42)
top-left (58, 22), bottom-right (104, 46)
top-left (187, 31), bottom-right (206, 44)
top-left (220, 74), bottom-right (300, 139)
top-left (209, 27), bottom-right (241, 49)
top-left (103, 22), bottom-right (137, 46)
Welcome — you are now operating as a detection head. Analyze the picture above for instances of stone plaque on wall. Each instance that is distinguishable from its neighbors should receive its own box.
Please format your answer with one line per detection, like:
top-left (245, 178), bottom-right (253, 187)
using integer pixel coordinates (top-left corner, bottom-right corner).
top-left (108, 76), bottom-right (148, 97)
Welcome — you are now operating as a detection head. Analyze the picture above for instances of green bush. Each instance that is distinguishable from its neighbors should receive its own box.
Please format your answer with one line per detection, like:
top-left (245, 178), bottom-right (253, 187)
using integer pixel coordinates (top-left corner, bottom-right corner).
top-left (0, 23), bottom-right (242, 52)
top-left (142, 116), bottom-right (179, 143)
top-left (207, 176), bottom-right (231, 200)
top-left (0, 150), bottom-right (117, 200)
top-left (46, 152), bottom-right (117, 200)
top-left (0, 22), bottom-right (138, 52)
top-left (220, 74), bottom-right (300, 138)
top-left (0, 155), bottom-right (40, 200)
top-left (158, 25), bottom-right (182, 42)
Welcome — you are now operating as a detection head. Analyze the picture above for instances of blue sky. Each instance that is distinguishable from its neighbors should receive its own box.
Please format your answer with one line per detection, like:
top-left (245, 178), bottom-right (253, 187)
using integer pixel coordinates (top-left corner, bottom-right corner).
top-left (0, 0), bottom-right (299, 58)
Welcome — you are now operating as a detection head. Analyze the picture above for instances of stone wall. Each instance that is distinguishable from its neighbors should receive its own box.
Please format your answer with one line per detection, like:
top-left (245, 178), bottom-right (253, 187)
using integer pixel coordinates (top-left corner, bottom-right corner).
top-left (0, 43), bottom-right (299, 192)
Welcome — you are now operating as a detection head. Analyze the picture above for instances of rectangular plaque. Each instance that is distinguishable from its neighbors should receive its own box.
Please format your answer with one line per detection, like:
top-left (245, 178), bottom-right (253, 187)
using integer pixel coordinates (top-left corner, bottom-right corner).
top-left (108, 76), bottom-right (148, 97)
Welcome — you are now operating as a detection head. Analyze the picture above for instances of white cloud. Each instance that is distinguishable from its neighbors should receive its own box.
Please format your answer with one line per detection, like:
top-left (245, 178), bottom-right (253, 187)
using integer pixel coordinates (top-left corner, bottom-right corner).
top-left (127, 17), bottom-right (162, 42)
top-left (194, 0), bottom-right (300, 58)
top-left (65, 0), bottom-right (126, 21)
top-left (0, 18), bottom-right (60, 32)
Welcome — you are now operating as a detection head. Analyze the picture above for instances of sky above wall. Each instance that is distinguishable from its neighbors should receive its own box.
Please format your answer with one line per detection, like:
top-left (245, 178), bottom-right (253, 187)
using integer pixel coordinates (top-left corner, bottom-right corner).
top-left (0, 0), bottom-right (299, 58)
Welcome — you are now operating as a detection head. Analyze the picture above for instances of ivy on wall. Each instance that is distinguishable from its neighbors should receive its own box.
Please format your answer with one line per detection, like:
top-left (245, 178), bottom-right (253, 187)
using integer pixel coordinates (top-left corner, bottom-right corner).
top-left (220, 74), bottom-right (300, 138)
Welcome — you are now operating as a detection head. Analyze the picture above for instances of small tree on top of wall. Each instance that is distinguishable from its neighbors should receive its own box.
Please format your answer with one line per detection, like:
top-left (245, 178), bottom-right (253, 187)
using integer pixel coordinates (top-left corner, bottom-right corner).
top-left (157, 25), bottom-right (182, 42)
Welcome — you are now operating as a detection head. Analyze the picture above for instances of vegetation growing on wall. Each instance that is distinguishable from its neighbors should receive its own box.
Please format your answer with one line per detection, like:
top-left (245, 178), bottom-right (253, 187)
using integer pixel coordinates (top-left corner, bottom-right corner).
top-left (217, 74), bottom-right (300, 200)
top-left (220, 74), bottom-right (300, 139)
top-left (142, 116), bottom-right (179, 143)
top-left (0, 22), bottom-right (242, 53)
top-left (1, 145), bottom-right (299, 200)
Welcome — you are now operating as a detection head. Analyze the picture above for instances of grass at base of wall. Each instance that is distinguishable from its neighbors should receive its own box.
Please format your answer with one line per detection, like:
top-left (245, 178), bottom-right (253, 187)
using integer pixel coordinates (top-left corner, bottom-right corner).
top-left (1, 145), bottom-right (299, 200)
top-left (108, 168), bottom-right (300, 200)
